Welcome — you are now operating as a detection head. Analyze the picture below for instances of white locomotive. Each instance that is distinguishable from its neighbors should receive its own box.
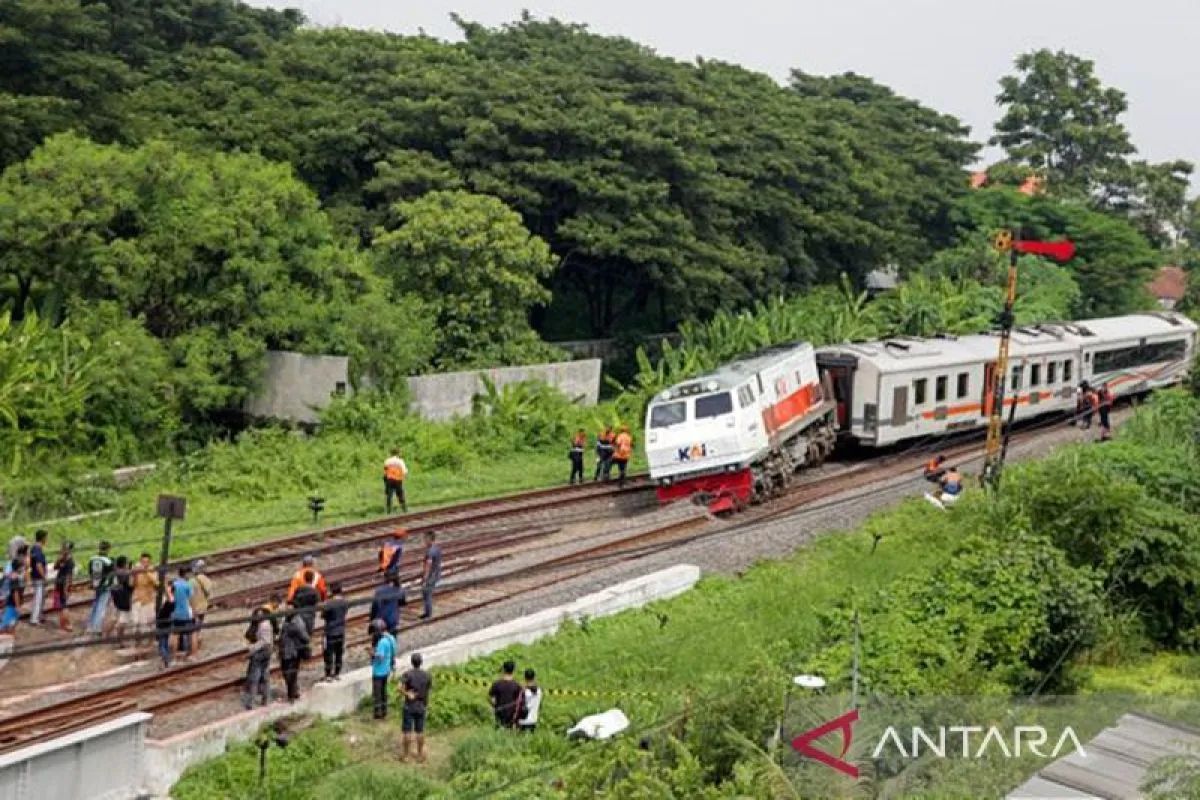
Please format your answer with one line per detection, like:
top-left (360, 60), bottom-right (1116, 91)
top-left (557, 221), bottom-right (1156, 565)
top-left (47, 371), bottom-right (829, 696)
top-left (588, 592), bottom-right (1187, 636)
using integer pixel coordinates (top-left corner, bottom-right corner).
top-left (646, 311), bottom-right (1197, 510)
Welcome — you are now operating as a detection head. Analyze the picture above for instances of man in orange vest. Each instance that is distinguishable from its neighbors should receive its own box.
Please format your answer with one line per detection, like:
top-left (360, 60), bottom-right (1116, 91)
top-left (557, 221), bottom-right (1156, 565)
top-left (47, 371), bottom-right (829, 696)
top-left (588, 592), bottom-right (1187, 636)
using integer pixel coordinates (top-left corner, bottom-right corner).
top-left (923, 454), bottom-right (947, 483)
top-left (594, 426), bottom-right (615, 482)
top-left (286, 555), bottom-right (328, 604)
top-left (612, 425), bottom-right (634, 488)
top-left (379, 529), bottom-right (407, 578)
top-left (384, 448), bottom-right (409, 513)
top-left (568, 430), bottom-right (586, 485)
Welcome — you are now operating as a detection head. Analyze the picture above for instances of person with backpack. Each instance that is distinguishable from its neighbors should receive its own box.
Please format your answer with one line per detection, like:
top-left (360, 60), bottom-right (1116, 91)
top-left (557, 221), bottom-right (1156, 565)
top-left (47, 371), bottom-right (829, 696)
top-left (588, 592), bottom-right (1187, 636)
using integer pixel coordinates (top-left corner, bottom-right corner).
top-left (368, 618), bottom-right (396, 720)
top-left (109, 556), bottom-right (135, 643)
top-left (0, 545), bottom-right (28, 632)
top-left (279, 606), bottom-right (310, 702)
top-left (86, 541), bottom-right (115, 635)
top-left (52, 542), bottom-right (76, 632)
top-left (188, 560), bottom-right (213, 654)
top-left (242, 606), bottom-right (274, 709)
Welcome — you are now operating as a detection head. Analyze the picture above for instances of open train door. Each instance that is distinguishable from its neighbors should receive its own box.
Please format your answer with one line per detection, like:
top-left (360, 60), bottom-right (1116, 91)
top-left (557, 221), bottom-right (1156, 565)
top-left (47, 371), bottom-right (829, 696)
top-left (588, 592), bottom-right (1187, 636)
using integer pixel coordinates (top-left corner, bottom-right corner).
top-left (816, 353), bottom-right (857, 432)
top-left (982, 361), bottom-right (996, 417)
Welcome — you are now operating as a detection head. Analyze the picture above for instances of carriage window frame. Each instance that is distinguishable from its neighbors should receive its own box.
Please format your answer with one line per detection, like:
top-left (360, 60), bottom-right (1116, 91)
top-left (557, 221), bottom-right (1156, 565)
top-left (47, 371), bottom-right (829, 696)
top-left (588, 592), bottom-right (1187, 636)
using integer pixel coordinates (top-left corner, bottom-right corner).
top-left (1047, 362), bottom-right (1058, 384)
top-left (956, 372), bottom-right (969, 399)
top-left (1093, 339), bottom-right (1188, 373)
top-left (1063, 360), bottom-right (1073, 383)
top-left (913, 378), bottom-right (928, 405)
top-left (935, 375), bottom-right (948, 403)
top-left (737, 385), bottom-right (755, 409)
top-left (1030, 364), bottom-right (1041, 387)
top-left (1010, 365), bottom-right (1022, 391)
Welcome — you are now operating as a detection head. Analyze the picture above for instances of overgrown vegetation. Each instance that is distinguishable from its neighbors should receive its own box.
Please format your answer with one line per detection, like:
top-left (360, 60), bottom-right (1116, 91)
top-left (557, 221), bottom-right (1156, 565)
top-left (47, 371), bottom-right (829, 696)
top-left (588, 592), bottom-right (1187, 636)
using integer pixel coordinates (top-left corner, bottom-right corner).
top-left (172, 392), bottom-right (1200, 798)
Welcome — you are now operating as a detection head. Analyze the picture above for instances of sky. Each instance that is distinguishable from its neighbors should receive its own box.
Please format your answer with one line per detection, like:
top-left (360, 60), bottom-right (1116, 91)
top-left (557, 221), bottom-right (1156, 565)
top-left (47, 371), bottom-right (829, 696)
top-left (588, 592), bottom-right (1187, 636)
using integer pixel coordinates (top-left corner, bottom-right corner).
top-left (247, 0), bottom-right (1198, 189)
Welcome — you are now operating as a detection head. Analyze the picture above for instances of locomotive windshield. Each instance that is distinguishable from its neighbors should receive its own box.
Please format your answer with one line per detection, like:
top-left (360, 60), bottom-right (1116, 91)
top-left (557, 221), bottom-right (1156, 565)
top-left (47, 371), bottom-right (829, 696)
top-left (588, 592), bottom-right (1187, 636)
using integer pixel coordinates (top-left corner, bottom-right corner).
top-left (649, 401), bottom-right (687, 428)
top-left (695, 392), bottom-right (733, 419)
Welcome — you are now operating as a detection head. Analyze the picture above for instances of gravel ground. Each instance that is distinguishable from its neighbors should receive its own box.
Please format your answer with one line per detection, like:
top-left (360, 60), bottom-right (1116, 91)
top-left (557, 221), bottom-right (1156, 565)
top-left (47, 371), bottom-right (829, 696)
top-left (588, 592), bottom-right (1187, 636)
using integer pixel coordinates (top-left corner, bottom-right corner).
top-left (139, 411), bottom-right (1122, 736)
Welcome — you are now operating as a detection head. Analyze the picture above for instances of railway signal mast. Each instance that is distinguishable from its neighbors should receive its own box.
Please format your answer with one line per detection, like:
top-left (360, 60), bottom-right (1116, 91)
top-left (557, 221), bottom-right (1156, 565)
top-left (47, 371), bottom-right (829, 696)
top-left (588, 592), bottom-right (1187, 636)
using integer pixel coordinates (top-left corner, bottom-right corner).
top-left (981, 229), bottom-right (1076, 490)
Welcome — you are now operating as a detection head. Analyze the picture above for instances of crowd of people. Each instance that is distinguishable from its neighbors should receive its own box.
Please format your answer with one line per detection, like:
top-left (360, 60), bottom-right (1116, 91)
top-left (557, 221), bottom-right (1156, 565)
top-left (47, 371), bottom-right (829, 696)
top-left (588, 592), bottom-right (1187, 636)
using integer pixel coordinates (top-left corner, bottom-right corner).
top-left (569, 424), bottom-right (636, 487)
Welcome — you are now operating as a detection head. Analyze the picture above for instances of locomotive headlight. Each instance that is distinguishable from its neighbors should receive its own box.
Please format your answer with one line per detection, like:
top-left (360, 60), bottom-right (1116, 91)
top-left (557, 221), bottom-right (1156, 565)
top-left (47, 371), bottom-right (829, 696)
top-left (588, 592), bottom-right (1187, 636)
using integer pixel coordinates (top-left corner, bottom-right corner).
top-left (705, 380), bottom-right (719, 392)
top-left (660, 390), bottom-right (672, 401)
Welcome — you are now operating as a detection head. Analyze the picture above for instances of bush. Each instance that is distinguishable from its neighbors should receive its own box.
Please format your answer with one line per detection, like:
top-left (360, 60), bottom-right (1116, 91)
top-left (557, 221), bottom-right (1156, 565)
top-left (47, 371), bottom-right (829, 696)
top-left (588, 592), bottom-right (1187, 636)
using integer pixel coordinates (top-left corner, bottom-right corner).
top-left (312, 764), bottom-right (441, 799)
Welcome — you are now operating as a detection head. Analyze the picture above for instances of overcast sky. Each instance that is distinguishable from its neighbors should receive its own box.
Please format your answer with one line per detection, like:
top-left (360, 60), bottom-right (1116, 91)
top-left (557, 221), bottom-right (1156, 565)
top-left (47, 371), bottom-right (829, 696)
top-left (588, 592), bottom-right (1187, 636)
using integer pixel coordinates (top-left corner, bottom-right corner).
top-left (248, 0), bottom-right (1198, 190)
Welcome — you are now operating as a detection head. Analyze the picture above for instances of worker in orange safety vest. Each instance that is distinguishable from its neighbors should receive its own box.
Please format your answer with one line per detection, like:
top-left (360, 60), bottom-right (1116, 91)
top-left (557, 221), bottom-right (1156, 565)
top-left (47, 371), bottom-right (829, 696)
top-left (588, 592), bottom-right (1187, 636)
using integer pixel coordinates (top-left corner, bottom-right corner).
top-left (384, 448), bottom-right (409, 513)
top-left (286, 555), bottom-right (328, 604)
top-left (923, 454), bottom-right (947, 483)
top-left (612, 425), bottom-right (634, 488)
top-left (379, 529), bottom-right (407, 578)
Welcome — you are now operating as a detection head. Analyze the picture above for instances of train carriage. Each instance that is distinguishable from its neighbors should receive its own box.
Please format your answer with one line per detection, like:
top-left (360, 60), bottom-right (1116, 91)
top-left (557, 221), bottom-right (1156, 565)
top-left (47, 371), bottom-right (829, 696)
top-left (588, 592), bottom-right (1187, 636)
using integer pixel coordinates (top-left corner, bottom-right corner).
top-left (817, 312), bottom-right (1197, 447)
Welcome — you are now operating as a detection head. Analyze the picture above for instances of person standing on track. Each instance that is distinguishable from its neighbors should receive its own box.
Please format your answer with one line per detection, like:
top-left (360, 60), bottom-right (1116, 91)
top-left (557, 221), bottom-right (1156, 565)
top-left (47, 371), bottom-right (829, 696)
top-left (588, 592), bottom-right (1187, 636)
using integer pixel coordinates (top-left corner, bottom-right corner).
top-left (383, 448), bottom-right (409, 514)
top-left (400, 652), bottom-right (432, 762)
top-left (86, 541), bottom-right (114, 635)
top-left (420, 530), bottom-right (441, 620)
top-left (594, 426), bottom-right (615, 481)
top-left (369, 619), bottom-right (396, 720)
top-left (131, 552), bottom-right (159, 641)
top-left (489, 660), bottom-right (523, 729)
top-left (291, 570), bottom-right (321, 648)
top-left (612, 425), bottom-right (634, 488)
top-left (569, 429), bottom-right (586, 485)
top-left (52, 542), bottom-right (75, 632)
top-left (171, 565), bottom-right (195, 657)
top-left (279, 605), bottom-right (309, 702)
top-left (1079, 382), bottom-right (1096, 429)
top-left (155, 590), bottom-right (174, 668)
top-left (242, 606), bottom-right (274, 708)
top-left (369, 573), bottom-right (405, 636)
top-left (109, 556), bottom-right (134, 643)
top-left (321, 581), bottom-right (349, 681)
top-left (0, 544), bottom-right (27, 632)
top-left (286, 555), bottom-right (327, 604)
top-left (378, 529), bottom-right (406, 578)
top-left (27, 529), bottom-right (48, 627)
top-left (189, 560), bottom-right (213, 654)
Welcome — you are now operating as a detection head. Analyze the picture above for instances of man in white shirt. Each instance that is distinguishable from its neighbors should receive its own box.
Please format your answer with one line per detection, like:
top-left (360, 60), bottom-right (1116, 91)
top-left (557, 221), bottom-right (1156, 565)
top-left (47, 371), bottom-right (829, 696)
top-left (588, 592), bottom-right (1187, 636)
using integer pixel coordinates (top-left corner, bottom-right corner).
top-left (383, 448), bottom-right (409, 513)
top-left (518, 668), bottom-right (542, 733)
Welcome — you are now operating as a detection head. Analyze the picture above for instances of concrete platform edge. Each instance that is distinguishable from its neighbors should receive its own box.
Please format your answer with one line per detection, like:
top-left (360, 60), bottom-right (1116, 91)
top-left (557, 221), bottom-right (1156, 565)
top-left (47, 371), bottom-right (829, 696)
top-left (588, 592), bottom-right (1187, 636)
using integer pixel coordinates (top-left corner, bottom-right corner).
top-left (138, 563), bottom-right (702, 797)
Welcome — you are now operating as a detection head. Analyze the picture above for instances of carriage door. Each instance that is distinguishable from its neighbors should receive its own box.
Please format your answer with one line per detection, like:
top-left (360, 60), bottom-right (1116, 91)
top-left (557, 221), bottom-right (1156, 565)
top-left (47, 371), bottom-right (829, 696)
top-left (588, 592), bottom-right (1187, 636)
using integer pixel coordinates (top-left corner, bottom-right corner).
top-left (891, 385), bottom-right (908, 427)
top-left (981, 362), bottom-right (996, 417)
top-left (816, 354), bottom-right (857, 432)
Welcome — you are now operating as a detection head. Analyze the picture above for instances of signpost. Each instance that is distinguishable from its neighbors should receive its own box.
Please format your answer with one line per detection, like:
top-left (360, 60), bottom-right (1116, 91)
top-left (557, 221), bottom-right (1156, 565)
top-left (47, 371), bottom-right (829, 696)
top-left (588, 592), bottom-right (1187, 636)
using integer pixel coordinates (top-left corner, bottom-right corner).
top-left (981, 230), bottom-right (1076, 491)
top-left (154, 494), bottom-right (186, 613)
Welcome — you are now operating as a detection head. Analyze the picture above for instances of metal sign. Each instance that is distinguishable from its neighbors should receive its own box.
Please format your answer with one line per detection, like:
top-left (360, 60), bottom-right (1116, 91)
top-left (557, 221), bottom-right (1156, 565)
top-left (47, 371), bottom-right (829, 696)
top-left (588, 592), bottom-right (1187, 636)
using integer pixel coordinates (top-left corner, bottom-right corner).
top-left (992, 230), bottom-right (1014, 252)
top-left (156, 494), bottom-right (187, 520)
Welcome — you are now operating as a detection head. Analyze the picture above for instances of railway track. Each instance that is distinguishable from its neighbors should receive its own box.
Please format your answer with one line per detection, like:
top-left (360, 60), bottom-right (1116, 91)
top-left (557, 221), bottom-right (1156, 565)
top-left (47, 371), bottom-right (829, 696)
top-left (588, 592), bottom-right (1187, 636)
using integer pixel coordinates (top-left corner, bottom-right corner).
top-left (0, 416), bottom-right (1079, 753)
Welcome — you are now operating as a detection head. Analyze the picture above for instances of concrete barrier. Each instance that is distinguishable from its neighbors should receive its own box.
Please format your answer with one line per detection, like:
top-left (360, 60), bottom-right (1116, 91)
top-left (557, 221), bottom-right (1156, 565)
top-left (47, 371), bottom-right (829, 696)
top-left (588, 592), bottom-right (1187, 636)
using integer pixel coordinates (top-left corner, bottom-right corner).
top-left (140, 564), bottom-right (701, 796)
top-left (406, 359), bottom-right (602, 421)
top-left (244, 350), bottom-right (351, 424)
top-left (0, 712), bottom-right (151, 800)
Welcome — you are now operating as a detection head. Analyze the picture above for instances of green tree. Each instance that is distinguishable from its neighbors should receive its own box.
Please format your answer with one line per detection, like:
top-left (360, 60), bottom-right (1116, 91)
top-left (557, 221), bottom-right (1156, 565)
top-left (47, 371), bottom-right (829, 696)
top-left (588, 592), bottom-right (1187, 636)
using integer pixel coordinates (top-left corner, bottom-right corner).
top-left (991, 49), bottom-right (1135, 199)
top-left (372, 190), bottom-right (558, 368)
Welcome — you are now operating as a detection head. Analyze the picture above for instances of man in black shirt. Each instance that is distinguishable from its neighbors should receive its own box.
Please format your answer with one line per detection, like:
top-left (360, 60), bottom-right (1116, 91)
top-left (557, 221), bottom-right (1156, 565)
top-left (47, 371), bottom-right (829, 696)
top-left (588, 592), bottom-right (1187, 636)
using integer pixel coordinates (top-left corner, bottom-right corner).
top-left (401, 652), bottom-right (432, 762)
top-left (321, 582), bottom-right (349, 681)
top-left (488, 660), bottom-right (523, 729)
top-left (109, 556), bottom-right (134, 643)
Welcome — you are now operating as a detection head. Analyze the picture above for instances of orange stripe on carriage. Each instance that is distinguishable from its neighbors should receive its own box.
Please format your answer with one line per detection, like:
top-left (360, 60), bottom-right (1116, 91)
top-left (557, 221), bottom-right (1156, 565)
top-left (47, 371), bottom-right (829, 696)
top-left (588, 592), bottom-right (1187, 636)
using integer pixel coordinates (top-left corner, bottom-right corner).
top-left (762, 382), bottom-right (820, 435)
top-left (919, 391), bottom-right (1054, 420)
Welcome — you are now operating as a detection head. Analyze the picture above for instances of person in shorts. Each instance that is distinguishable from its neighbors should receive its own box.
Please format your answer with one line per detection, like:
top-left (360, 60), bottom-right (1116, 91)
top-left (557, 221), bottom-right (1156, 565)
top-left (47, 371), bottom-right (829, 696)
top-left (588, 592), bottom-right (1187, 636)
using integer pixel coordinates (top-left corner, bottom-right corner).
top-left (109, 556), bottom-right (135, 643)
top-left (401, 652), bottom-right (432, 762)
top-left (131, 553), bottom-right (159, 639)
top-left (188, 560), bottom-right (213, 654)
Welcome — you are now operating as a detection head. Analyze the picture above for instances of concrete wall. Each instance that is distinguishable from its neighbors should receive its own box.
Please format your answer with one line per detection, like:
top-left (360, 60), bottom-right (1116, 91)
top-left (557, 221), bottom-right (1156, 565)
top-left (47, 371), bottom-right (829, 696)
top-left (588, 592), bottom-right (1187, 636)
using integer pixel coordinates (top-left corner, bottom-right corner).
top-left (554, 334), bottom-right (681, 363)
top-left (0, 713), bottom-right (151, 800)
top-left (406, 359), bottom-right (602, 421)
top-left (140, 564), bottom-right (701, 797)
top-left (244, 350), bottom-right (351, 425)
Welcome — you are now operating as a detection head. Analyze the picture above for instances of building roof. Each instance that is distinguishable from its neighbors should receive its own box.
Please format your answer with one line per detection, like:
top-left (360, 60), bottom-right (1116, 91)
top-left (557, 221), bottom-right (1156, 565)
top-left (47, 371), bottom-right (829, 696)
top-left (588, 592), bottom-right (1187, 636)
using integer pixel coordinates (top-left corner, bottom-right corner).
top-left (1148, 266), bottom-right (1187, 303)
top-left (1008, 712), bottom-right (1200, 799)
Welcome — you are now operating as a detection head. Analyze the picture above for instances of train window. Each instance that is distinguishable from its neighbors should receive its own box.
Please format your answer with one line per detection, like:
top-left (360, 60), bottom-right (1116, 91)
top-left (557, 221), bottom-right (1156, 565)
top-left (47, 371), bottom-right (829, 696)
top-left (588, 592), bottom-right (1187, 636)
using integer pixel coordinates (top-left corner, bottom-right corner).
top-left (649, 401), bottom-right (687, 428)
top-left (913, 378), bottom-right (927, 405)
top-left (935, 376), bottom-right (947, 403)
top-left (1010, 365), bottom-right (1022, 391)
top-left (1063, 360), bottom-right (1073, 383)
top-left (775, 377), bottom-right (788, 397)
top-left (738, 385), bottom-right (755, 408)
top-left (696, 392), bottom-right (733, 419)
top-left (1093, 340), bottom-right (1188, 373)
top-left (1047, 362), bottom-right (1057, 384)
top-left (1030, 364), bottom-right (1041, 387)
top-left (956, 372), bottom-right (969, 399)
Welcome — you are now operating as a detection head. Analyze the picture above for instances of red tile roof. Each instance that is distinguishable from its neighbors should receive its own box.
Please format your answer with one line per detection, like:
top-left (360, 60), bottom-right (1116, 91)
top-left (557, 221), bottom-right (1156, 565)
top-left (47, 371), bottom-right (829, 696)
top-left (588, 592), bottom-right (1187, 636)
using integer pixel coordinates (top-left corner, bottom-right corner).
top-left (1148, 266), bottom-right (1187, 301)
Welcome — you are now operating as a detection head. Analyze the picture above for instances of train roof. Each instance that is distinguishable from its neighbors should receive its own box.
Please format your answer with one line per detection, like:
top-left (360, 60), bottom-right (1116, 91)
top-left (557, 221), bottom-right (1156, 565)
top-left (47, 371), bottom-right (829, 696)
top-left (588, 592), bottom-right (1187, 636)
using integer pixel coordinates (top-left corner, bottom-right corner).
top-left (815, 312), bottom-right (1196, 373)
top-left (659, 340), bottom-right (813, 395)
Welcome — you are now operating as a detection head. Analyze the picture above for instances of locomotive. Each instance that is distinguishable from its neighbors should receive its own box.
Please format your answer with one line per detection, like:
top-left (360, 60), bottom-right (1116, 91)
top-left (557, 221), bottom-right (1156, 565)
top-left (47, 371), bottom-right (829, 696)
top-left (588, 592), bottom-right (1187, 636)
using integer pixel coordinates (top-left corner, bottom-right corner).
top-left (645, 311), bottom-right (1198, 510)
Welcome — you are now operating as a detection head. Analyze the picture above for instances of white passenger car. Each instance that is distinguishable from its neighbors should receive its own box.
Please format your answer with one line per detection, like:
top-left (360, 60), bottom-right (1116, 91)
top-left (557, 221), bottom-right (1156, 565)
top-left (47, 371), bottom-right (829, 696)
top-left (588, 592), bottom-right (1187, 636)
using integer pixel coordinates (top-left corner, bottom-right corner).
top-left (816, 312), bottom-right (1197, 447)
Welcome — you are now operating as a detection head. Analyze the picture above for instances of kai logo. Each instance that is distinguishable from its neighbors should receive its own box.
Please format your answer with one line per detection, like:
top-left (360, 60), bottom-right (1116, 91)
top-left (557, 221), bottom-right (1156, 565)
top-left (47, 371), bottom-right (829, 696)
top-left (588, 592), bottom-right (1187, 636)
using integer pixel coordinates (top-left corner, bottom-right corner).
top-left (677, 443), bottom-right (708, 462)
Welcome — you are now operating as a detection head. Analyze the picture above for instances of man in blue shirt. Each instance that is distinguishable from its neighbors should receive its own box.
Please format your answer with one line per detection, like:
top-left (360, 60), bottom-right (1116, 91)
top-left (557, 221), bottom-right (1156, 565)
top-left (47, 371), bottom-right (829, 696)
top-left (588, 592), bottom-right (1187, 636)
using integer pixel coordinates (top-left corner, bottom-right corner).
top-left (420, 530), bottom-right (442, 620)
top-left (171, 565), bottom-right (194, 656)
top-left (369, 619), bottom-right (397, 719)
top-left (28, 529), bottom-right (48, 626)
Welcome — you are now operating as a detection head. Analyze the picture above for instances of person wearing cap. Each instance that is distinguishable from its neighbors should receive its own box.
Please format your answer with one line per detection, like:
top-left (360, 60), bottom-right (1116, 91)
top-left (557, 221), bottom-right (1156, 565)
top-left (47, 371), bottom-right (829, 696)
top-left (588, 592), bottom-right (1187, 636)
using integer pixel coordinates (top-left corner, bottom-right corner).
top-left (188, 560), bottom-right (213, 654)
top-left (369, 618), bottom-right (397, 719)
top-left (286, 555), bottom-right (327, 603)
